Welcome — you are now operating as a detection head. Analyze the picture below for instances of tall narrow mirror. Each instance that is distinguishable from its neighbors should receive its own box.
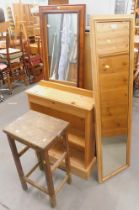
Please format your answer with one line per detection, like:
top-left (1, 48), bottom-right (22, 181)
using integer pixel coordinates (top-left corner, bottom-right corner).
top-left (39, 5), bottom-right (85, 88)
top-left (91, 15), bottom-right (134, 182)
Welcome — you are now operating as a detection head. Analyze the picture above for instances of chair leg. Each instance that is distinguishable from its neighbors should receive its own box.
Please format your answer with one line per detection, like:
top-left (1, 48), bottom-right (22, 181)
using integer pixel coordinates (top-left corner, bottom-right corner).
top-left (22, 67), bottom-right (29, 86)
top-left (0, 93), bottom-right (4, 102)
top-left (7, 135), bottom-right (28, 191)
top-left (41, 151), bottom-right (56, 208)
top-left (6, 75), bottom-right (12, 94)
top-left (20, 65), bottom-right (28, 86)
top-left (24, 76), bottom-right (29, 86)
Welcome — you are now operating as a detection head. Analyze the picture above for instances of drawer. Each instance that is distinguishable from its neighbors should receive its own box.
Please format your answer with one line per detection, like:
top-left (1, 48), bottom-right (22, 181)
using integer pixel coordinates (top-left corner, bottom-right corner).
top-left (99, 54), bottom-right (129, 90)
top-left (28, 94), bottom-right (87, 118)
top-left (100, 87), bottom-right (129, 106)
top-left (99, 54), bottom-right (129, 74)
top-left (101, 104), bottom-right (128, 137)
top-left (101, 115), bottom-right (128, 132)
top-left (100, 71), bottom-right (129, 90)
top-left (96, 22), bottom-right (129, 55)
top-left (99, 53), bottom-right (129, 136)
top-left (101, 103), bottom-right (128, 134)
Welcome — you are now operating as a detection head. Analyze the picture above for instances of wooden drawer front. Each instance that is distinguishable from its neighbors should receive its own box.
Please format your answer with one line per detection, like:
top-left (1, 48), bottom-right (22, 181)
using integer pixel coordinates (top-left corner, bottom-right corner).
top-left (99, 54), bottom-right (129, 137)
top-left (101, 104), bottom-right (128, 118)
top-left (28, 94), bottom-right (86, 118)
top-left (99, 54), bottom-right (129, 74)
top-left (101, 115), bottom-right (128, 136)
top-left (100, 87), bottom-right (129, 105)
top-left (99, 54), bottom-right (129, 90)
top-left (100, 87), bottom-right (129, 136)
top-left (101, 103), bottom-right (128, 137)
top-left (99, 53), bottom-right (129, 105)
top-left (96, 22), bottom-right (129, 55)
top-left (100, 72), bottom-right (129, 90)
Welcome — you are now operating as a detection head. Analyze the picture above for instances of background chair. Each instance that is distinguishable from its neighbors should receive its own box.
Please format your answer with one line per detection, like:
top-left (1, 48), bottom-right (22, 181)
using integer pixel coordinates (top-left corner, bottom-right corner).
top-left (0, 63), bottom-right (12, 102)
top-left (21, 34), bottom-right (43, 83)
top-left (0, 29), bottom-right (28, 89)
top-left (0, 22), bottom-right (12, 101)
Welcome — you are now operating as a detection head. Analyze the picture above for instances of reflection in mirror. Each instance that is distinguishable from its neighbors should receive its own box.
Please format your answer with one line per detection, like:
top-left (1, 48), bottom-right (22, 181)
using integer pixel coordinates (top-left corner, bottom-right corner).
top-left (102, 136), bottom-right (127, 177)
top-left (47, 13), bottom-right (78, 85)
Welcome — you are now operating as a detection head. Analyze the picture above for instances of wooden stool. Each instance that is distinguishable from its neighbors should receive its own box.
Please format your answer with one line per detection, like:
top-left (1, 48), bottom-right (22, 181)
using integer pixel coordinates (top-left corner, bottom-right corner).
top-left (3, 110), bottom-right (71, 207)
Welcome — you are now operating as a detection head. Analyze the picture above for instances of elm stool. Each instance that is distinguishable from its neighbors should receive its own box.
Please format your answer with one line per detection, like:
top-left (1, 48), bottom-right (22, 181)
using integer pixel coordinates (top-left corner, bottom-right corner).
top-left (3, 110), bottom-right (72, 208)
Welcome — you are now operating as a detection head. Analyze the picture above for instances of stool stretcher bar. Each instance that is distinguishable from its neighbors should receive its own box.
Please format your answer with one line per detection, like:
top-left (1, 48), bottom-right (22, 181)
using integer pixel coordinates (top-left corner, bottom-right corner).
top-left (26, 161), bottom-right (41, 177)
top-left (18, 146), bottom-right (29, 157)
top-left (51, 152), bottom-right (67, 173)
top-left (24, 177), bottom-right (48, 194)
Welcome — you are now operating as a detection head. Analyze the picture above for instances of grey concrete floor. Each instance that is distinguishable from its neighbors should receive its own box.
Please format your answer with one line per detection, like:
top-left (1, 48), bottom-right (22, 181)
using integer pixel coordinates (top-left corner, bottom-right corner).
top-left (0, 89), bottom-right (139, 210)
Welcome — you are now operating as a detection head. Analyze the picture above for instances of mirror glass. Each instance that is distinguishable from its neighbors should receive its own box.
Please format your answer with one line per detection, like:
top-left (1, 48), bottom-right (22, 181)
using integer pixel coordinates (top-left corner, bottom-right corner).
top-left (99, 53), bottom-right (129, 177)
top-left (46, 13), bottom-right (78, 85)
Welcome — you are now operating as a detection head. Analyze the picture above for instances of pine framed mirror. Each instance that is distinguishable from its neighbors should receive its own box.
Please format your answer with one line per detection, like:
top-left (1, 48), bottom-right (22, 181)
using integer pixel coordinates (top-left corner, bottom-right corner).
top-left (39, 4), bottom-right (85, 88)
top-left (90, 15), bottom-right (134, 183)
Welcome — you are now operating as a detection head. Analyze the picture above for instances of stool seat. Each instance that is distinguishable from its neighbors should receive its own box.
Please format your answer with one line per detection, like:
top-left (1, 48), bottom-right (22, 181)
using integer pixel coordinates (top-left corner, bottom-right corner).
top-left (3, 110), bottom-right (69, 150)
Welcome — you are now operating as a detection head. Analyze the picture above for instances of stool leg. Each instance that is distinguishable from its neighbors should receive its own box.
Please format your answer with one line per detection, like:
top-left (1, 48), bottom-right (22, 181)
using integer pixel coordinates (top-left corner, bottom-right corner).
top-left (42, 151), bottom-right (56, 208)
top-left (63, 132), bottom-right (72, 184)
top-left (36, 151), bottom-right (44, 170)
top-left (7, 135), bottom-right (28, 191)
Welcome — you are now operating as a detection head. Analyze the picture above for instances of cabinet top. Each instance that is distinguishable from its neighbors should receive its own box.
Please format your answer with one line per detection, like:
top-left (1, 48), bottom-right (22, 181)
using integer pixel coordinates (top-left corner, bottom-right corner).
top-left (26, 80), bottom-right (94, 111)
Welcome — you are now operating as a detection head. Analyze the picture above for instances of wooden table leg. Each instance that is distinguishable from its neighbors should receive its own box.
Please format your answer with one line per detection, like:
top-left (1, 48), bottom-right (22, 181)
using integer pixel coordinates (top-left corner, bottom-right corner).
top-left (36, 151), bottom-right (44, 170)
top-left (7, 135), bottom-right (28, 191)
top-left (42, 151), bottom-right (56, 208)
top-left (63, 132), bottom-right (72, 184)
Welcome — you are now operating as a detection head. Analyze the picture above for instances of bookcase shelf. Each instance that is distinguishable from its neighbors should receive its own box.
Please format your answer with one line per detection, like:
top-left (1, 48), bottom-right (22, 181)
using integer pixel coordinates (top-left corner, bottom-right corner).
top-left (68, 127), bottom-right (85, 150)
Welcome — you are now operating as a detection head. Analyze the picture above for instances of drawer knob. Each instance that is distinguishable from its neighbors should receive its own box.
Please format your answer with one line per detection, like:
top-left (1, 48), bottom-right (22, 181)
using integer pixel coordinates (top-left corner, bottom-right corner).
top-left (104, 65), bottom-right (110, 70)
top-left (107, 39), bottom-right (112, 43)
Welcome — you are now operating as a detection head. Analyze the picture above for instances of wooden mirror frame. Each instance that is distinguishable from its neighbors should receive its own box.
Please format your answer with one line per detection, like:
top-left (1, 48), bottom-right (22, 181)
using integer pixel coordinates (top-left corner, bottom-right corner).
top-left (39, 4), bottom-right (86, 88)
top-left (48, 0), bottom-right (69, 5)
top-left (90, 15), bottom-right (134, 183)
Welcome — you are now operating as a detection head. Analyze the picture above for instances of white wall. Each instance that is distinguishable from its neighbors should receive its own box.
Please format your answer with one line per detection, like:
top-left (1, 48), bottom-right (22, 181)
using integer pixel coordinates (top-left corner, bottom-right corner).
top-left (69, 0), bottom-right (116, 15)
top-left (39, 0), bottom-right (116, 15)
